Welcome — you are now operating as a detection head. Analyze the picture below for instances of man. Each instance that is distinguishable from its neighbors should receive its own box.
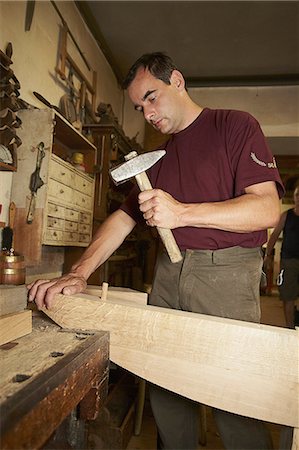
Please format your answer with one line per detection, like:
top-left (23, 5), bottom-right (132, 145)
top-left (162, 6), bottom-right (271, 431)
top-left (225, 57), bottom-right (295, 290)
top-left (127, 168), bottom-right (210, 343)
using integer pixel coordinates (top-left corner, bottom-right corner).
top-left (28, 53), bottom-right (284, 449)
top-left (264, 185), bottom-right (299, 328)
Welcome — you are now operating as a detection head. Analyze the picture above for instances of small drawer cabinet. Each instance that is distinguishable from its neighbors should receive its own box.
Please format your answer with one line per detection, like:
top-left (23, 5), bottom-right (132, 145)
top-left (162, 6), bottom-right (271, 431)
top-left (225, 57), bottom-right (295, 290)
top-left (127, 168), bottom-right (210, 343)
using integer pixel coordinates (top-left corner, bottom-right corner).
top-left (11, 109), bottom-right (97, 266)
top-left (44, 155), bottom-right (93, 245)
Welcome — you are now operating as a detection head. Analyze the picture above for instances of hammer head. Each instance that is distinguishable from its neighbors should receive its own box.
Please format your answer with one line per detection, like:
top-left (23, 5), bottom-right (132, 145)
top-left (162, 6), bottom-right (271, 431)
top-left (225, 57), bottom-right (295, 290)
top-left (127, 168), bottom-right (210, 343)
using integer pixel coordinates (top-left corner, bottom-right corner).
top-left (110, 150), bottom-right (166, 185)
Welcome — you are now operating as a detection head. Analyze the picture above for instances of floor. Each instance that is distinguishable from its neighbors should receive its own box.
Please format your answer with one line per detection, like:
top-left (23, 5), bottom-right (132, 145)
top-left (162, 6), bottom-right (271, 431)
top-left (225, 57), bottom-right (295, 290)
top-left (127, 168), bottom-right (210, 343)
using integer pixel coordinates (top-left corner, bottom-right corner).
top-left (126, 292), bottom-right (292, 450)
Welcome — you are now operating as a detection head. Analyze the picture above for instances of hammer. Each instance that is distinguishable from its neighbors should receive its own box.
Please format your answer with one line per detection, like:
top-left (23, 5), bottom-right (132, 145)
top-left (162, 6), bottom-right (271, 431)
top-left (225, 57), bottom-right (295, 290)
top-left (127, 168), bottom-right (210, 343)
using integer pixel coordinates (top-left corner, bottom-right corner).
top-left (110, 150), bottom-right (182, 263)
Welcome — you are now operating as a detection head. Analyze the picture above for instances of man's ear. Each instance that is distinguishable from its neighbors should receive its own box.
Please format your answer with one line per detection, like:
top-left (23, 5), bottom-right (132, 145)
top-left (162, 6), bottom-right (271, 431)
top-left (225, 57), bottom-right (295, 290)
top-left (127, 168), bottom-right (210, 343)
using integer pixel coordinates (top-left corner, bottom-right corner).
top-left (170, 70), bottom-right (185, 91)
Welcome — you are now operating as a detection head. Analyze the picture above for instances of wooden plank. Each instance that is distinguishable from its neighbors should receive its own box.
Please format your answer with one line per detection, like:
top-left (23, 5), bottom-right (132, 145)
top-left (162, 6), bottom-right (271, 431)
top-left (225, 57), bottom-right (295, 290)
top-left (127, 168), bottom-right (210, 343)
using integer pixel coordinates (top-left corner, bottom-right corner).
top-left (43, 294), bottom-right (298, 429)
top-left (0, 285), bottom-right (28, 316)
top-left (13, 208), bottom-right (44, 266)
top-left (0, 310), bottom-right (32, 346)
top-left (84, 285), bottom-right (148, 305)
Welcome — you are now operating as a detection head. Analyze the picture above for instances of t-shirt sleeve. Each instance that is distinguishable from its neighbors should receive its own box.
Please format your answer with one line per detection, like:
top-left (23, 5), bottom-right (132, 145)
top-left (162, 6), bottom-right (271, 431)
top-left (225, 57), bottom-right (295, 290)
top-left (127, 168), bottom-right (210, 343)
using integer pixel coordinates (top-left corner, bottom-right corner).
top-left (227, 111), bottom-right (285, 198)
top-left (119, 184), bottom-right (144, 224)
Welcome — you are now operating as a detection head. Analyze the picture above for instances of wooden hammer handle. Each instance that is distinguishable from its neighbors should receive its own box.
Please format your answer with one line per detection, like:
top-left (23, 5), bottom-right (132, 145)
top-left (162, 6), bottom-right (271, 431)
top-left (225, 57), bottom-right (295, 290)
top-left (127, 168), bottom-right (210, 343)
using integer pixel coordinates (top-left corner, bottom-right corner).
top-left (135, 172), bottom-right (182, 263)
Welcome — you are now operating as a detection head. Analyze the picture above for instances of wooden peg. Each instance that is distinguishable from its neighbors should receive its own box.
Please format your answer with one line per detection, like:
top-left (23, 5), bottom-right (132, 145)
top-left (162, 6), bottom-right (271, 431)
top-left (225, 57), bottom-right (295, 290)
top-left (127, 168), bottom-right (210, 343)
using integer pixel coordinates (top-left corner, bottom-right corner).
top-left (101, 282), bottom-right (109, 302)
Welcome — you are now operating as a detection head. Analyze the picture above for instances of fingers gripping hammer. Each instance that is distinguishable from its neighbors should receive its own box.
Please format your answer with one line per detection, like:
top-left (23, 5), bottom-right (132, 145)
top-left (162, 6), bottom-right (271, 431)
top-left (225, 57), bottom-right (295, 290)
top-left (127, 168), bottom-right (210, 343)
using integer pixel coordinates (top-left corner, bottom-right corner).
top-left (110, 150), bottom-right (182, 263)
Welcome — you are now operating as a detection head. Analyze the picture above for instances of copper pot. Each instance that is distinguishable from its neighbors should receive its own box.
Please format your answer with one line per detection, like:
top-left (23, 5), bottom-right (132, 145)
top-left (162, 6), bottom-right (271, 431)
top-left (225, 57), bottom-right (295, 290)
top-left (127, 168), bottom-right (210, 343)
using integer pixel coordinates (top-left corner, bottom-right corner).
top-left (0, 254), bottom-right (26, 285)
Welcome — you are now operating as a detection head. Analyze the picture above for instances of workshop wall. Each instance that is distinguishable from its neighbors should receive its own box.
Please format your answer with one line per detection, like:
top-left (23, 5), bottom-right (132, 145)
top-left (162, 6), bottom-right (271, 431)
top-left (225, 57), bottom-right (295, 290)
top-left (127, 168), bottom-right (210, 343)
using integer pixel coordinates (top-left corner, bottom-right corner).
top-left (190, 85), bottom-right (299, 138)
top-left (0, 1), bottom-right (144, 132)
top-left (0, 0), bottom-right (144, 252)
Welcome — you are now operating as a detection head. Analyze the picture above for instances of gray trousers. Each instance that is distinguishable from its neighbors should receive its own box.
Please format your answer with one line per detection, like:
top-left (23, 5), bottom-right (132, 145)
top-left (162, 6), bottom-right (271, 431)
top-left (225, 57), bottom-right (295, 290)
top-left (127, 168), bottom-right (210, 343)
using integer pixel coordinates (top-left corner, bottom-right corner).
top-left (148, 247), bottom-right (274, 450)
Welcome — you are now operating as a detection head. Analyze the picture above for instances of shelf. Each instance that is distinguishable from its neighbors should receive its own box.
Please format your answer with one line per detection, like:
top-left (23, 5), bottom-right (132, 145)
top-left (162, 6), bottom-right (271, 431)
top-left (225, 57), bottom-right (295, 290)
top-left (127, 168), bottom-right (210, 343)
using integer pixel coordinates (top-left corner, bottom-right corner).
top-left (10, 108), bottom-right (96, 264)
top-left (54, 110), bottom-right (97, 151)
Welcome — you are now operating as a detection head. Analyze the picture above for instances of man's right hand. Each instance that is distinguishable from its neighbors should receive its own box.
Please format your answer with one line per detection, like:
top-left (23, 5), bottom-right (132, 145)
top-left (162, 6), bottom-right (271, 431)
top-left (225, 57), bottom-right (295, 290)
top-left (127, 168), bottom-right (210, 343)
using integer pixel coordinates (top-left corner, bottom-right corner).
top-left (27, 273), bottom-right (87, 310)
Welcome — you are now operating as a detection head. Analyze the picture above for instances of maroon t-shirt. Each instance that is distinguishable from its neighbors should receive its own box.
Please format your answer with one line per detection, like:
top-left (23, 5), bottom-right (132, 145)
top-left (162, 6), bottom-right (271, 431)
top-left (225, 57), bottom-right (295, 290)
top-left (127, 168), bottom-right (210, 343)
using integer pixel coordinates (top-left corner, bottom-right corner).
top-left (120, 108), bottom-right (284, 250)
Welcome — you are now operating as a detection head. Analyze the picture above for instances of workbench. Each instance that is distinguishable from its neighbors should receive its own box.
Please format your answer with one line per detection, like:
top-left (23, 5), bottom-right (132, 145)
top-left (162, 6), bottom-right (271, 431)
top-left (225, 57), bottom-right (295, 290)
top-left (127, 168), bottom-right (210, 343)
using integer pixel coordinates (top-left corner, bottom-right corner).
top-left (0, 312), bottom-right (109, 449)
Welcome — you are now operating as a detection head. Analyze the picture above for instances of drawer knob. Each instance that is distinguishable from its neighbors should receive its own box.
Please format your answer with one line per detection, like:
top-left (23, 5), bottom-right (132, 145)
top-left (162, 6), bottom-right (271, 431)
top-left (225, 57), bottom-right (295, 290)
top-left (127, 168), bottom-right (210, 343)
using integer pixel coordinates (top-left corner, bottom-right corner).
top-left (60, 189), bottom-right (64, 194)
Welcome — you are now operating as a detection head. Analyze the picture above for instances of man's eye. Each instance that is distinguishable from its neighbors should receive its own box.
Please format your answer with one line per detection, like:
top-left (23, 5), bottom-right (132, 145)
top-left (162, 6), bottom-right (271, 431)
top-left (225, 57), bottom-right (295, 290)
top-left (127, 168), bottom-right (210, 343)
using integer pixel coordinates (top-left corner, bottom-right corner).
top-left (135, 106), bottom-right (143, 112)
top-left (149, 96), bottom-right (156, 103)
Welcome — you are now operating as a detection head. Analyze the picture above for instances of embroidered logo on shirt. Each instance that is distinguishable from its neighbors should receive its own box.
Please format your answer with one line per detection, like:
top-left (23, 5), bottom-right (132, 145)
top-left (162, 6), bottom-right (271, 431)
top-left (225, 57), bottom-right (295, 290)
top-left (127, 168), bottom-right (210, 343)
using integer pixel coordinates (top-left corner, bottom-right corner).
top-left (250, 152), bottom-right (277, 169)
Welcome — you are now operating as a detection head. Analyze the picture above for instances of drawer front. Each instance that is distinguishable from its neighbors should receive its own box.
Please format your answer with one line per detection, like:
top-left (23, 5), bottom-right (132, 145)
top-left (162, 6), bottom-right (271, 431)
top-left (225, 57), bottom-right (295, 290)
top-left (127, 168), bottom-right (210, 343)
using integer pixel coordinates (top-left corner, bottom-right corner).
top-left (79, 212), bottom-right (92, 224)
top-left (50, 158), bottom-right (74, 186)
top-left (47, 202), bottom-right (65, 219)
top-left (75, 192), bottom-right (92, 211)
top-left (79, 233), bottom-right (91, 243)
top-left (48, 179), bottom-right (73, 205)
top-left (45, 229), bottom-right (64, 242)
top-left (65, 220), bottom-right (78, 232)
top-left (47, 217), bottom-right (64, 230)
top-left (45, 158), bottom-right (94, 247)
top-left (78, 223), bottom-right (91, 234)
top-left (74, 175), bottom-right (94, 196)
top-left (65, 208), bottom-right (79, 222)
top-left (64, 231), bottom-right (79, 242)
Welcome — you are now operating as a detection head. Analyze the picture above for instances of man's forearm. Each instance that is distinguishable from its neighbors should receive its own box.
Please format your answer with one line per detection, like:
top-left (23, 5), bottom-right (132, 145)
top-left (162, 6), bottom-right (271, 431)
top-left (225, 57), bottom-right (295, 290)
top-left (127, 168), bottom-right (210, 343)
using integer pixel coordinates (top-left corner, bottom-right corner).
top-left (179, 190), bottom-right (280, 233)
top-left (70, 210), bottom-right (136, 280)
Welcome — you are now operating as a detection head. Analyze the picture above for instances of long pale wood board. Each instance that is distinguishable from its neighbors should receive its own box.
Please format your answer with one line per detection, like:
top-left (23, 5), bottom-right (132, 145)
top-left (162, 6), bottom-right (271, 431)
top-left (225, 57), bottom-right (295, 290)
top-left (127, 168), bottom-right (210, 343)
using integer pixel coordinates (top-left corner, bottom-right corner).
top-left (84, 285), bottom-right (148, 305)
top-left (43, 293), bottom-right (298, 429)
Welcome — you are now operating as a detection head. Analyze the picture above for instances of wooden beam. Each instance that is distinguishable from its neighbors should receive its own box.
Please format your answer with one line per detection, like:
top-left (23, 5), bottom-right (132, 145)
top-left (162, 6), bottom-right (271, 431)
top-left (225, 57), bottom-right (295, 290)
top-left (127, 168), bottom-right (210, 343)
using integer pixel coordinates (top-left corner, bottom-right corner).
top-left (43, 293), bottom-right (298, 429)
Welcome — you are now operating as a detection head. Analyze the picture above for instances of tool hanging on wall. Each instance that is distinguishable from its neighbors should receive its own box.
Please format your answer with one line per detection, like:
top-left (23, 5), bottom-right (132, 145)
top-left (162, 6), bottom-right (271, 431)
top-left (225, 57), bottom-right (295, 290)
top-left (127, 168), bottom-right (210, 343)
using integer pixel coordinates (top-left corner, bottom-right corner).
top-left (59, 67), bottom-right (82, 131)
top-left (55, 22), bottom-right (98, 124)
top-left (51, 0), bottom-right (90, 71)
top-left (1, 202), bottom-right (16, 253)
top-left (27, 142), bottom-right (45, 224)
top-left (25, 0), bottom-right (35, 31)
top-left (33, 91), bottom-right (62, 115)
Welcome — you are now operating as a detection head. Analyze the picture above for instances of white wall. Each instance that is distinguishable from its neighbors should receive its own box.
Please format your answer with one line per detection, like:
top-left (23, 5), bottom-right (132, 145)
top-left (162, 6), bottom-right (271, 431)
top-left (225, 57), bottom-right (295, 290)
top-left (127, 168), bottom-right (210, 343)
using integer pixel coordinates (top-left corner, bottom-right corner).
top-left (122, 90), bottom-right (145, 144)
top-left (0, 0), bottom-right (144, 229)
top-left (0, 2), bottom-right (123, 116)
top-left (190, 85), bottom-right (299, 137)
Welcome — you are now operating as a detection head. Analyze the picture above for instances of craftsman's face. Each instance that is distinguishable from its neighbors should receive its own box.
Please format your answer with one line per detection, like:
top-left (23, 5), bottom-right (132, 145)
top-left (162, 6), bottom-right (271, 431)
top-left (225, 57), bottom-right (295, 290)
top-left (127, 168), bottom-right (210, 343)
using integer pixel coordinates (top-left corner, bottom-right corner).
top-left (128, 68), bottom-right (185, 134)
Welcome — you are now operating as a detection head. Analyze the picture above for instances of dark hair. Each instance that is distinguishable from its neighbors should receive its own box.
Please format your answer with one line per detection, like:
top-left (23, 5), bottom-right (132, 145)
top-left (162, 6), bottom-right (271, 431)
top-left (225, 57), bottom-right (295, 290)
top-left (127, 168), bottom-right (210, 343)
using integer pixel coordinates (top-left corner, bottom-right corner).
top-left (122, 52), bottom-right (178, 89)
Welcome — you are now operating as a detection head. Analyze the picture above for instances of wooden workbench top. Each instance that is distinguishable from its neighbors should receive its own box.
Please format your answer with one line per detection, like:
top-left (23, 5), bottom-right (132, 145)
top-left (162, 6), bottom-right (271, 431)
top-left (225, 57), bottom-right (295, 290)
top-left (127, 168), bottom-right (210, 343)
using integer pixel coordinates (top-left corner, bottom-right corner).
top-left (0, 311), bottom-right (109, 450)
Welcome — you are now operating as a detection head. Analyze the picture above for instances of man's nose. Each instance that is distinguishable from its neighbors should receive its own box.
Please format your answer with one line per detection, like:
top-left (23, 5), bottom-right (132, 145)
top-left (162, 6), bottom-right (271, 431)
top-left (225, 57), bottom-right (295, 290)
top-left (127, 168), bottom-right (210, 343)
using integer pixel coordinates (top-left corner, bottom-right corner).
top-left (144, 105), bottom-right (155, 122)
